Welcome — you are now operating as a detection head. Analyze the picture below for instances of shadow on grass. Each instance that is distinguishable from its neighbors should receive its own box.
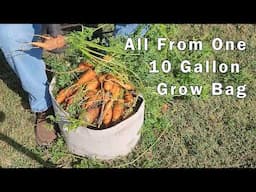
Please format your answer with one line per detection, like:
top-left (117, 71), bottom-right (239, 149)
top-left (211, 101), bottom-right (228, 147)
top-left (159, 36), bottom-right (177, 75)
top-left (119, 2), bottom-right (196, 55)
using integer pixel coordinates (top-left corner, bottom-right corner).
top-left (0, 52), bottom-right (30, 110)
top-left (0, 133), bottom-right (56, 168)
top-left (0, 111), bottom-right (5, 122)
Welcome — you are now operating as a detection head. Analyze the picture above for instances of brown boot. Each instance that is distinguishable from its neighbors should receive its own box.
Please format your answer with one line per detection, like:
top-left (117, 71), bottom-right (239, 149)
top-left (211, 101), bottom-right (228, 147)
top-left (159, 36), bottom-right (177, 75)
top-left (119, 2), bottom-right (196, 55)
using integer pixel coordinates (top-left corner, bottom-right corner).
top-left (35, 107), bottom-right (57, 146)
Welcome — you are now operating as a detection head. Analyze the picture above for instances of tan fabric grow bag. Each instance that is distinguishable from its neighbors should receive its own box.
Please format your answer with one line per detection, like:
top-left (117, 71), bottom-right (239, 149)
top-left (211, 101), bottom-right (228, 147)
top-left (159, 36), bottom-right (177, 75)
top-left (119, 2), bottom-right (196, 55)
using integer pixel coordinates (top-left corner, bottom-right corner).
top-left (49, 77), bottom-right (145, 160)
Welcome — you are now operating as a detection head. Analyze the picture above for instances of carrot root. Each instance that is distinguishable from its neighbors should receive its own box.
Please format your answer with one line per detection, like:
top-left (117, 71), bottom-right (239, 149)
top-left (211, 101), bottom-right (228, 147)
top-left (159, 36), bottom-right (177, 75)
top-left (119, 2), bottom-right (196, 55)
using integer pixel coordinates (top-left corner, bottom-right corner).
top-left (112, 100), bottom-right (124, 122)
top-left (103, 100), bottom-right (114, 126)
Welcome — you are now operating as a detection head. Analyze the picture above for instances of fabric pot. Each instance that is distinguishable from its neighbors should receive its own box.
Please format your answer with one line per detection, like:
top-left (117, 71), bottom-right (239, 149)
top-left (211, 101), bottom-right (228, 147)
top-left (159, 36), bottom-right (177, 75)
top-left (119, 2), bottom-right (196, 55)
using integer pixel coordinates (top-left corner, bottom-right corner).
top-left (49, 77), bottom-right (145, 160)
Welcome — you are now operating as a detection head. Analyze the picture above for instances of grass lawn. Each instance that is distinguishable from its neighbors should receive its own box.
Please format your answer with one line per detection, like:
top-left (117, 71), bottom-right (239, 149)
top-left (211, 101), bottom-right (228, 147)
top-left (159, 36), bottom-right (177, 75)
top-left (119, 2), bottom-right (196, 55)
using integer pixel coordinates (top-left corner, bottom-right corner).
top-left (0, 24), bottom-right (256, 168)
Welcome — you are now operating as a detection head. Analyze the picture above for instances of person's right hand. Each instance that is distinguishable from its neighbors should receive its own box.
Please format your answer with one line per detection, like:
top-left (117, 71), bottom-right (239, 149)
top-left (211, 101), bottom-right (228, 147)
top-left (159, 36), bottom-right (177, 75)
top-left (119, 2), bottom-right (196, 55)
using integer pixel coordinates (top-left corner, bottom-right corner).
top-left (32, 24), bottom-right (66, 53)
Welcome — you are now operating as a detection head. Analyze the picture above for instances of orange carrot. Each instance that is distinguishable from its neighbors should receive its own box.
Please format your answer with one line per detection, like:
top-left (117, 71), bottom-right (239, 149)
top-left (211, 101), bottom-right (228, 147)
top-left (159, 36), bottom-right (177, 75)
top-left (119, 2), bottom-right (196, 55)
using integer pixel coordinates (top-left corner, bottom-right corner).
top-left (106, 74), bottom-right (135, 91)
top-left (56, 87), bottom-right (75, 104)
top-left (83, 95), bottom-right (98, 109)
top-left (86, 90), bottom-right (97, 97)
top-left (83, 91), bottom-right (102, 109)
top-left (86, 78), bottom-right (100, 91)
top-left (124, 92), bottom-right (134, 104)
top-left (66, 97), bottom-right (74, 106)
top-left (103, 100), bottom-right (113, 126)
top-left (31, 35), bottom-right (65, 51)
top-left (79, 107), bottom-right (100, 124)
top-left (103, 81), bottom-right (114, 91)
top-left (77, 69), bottom-right (96, 85)
top-left (98, 74), bottom-right (107, 84)
top-left (65, 88), bottom-right (79, 106)
top-left (110, 83), bottom-right (121, 99)
top-left (86, 107), bottom-right (100, 124)
top-left (122, 83), bottom-right (135, 91)
top-left (56, 89), bottom-right (67, 104)
top-left (76, 62), bottom-right (93, 72)
top-left (106, 74), bottom-right (115, 80)
top-left (112, 100), bottom-right (124, 122)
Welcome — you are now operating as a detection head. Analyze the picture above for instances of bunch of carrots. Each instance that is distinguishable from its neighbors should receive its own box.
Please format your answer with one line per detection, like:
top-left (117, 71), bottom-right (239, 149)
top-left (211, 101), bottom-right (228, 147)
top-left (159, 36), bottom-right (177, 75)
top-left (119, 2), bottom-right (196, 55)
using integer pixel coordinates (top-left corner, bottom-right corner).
top-left (31, 33), bottom-right (139, 129)
top-left (55, 61), bottom-right (137, 129)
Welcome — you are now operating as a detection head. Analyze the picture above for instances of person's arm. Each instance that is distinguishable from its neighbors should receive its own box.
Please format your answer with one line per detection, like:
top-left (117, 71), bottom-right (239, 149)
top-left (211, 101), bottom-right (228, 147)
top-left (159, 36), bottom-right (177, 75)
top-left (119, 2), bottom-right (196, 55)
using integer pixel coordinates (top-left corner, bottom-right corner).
top-left (42, 24), bottom-right (63, 37)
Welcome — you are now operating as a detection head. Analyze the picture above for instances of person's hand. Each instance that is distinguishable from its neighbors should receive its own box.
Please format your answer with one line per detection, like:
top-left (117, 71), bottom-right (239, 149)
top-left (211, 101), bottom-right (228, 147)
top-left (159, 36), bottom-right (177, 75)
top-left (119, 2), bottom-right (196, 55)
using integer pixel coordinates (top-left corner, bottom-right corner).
top-left (38, 24), bottom-right (66, 53)
top-left (32, 35), bottom-right (65, 52)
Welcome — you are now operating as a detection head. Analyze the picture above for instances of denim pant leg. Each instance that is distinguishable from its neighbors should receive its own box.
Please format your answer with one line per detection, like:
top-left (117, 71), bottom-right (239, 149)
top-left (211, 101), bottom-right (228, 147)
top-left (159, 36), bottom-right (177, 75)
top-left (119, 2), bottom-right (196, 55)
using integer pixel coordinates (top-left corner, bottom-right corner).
top-left (114, 24), bottom-right (150, 37)
top-left (0, 24), bottom-right (52, 112)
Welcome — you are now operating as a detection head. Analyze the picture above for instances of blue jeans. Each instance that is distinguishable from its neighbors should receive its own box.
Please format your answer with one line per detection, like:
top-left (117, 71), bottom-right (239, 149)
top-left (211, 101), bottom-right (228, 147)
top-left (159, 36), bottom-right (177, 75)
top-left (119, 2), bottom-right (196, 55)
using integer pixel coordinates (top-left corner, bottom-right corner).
top-left (0, 24), bottom-right (147, 113)
top-left (114, 24), bottom-right (149, 37)
top-left (0, 24), bottom-right (51, 112)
